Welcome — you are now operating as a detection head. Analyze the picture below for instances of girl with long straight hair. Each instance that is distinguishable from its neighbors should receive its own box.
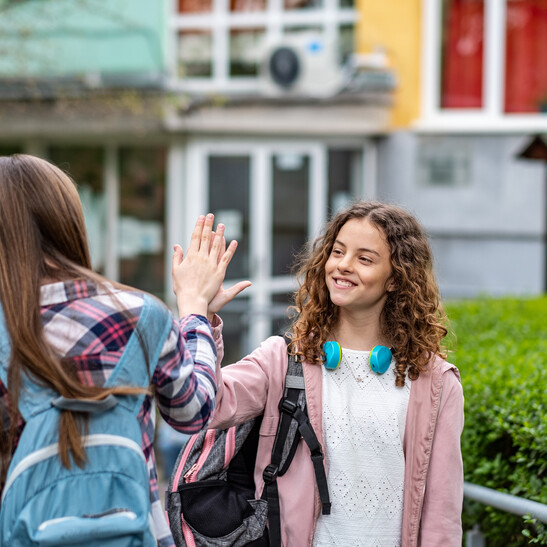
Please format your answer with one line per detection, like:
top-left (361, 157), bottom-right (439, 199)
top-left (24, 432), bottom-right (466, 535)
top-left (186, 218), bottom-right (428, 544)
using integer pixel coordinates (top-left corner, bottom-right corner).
top-left (0, 154), bottom-right (242, 547)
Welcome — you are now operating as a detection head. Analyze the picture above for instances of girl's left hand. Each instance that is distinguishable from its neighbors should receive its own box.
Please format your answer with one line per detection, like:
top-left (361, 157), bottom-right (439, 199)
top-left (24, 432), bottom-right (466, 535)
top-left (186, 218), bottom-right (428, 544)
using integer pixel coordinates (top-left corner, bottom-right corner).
top-left (172, 214), bottom-right (248, 318)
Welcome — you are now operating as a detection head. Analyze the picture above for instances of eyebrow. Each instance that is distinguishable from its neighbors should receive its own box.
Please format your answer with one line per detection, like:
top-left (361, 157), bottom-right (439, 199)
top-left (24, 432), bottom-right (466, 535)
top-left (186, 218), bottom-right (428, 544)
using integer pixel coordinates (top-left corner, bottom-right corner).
top-left (333, 239), bottom-right (381, 257)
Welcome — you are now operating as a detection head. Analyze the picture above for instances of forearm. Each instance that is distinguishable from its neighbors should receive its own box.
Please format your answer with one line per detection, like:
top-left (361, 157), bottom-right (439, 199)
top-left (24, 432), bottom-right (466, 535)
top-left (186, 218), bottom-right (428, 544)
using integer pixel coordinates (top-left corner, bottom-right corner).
top-left (154, 316), bottom-right (217, 432)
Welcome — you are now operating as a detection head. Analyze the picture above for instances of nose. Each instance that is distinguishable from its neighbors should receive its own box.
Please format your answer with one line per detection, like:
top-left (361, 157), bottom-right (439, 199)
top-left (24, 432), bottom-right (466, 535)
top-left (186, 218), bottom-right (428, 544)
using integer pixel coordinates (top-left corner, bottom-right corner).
top-left (337, 254), bottom-right (353, 272)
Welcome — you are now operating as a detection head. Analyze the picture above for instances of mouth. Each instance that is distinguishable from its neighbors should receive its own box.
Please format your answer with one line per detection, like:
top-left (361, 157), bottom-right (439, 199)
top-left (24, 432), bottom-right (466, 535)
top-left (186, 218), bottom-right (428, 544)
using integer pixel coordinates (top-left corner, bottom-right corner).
top-left (333, 277), bottom-right (356, 288)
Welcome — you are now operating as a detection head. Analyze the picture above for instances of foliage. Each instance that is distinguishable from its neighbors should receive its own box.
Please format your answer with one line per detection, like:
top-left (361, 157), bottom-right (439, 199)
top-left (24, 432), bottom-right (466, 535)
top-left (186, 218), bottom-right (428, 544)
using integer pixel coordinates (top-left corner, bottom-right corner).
top-left (444, 296), bottom-right (547, 545)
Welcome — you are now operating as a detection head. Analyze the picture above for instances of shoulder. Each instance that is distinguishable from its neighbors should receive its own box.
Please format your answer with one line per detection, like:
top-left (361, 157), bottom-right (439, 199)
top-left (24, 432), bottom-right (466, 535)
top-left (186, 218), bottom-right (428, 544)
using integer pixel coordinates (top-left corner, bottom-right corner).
top-left (221, 335), bottom-right (288, 378)
top-left (261, 334), bottom-right (288, 351)
top-left (429, 356), bottom-right (464, 407)
top-left (40, 281), bottom-right (147, 329)
top-left (243, 335), bottom-right (288, 367)
top-left (426, 355), bottom-right (461, 383)
top-left (412, 355), bottom-right (463, 399)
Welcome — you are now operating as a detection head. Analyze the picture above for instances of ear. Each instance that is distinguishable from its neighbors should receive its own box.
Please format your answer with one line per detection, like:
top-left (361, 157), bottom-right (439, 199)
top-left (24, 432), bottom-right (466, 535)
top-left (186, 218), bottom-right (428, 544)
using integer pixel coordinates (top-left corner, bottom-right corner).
top-left (386, 277), bottom-right (396, 292)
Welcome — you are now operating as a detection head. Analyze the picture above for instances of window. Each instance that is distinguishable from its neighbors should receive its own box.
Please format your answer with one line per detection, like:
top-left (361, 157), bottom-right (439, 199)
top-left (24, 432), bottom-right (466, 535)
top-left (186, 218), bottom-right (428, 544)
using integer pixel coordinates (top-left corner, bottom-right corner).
top-left (424, 0), bottom-right (547, 124)
top-left (178, 30), bottom-right (213, 77)
top-left (441, 0), bottom-right (484, 109)
top-left (119, 148), bottom-right (166, 299)
top-left (229, 28), bottom-right (265, 77)
top-left (208, 155), bottom-right (251, 279)
top-left (48, 147), bottom-right (107, 274)
top-left (417, 137), bottom-right (471, 187)
top-left (504, 0), bottom-right (547, 113)
top-left (327, 149), bottom-right (362, 215)
top-left (173, 0), bottom-right (357, 90)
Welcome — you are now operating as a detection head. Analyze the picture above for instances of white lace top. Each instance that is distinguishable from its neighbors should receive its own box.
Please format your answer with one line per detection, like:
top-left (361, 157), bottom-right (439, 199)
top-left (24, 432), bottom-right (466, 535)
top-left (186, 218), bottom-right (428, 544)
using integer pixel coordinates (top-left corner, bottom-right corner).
top-left (313, 348), bottom-right (411, 547)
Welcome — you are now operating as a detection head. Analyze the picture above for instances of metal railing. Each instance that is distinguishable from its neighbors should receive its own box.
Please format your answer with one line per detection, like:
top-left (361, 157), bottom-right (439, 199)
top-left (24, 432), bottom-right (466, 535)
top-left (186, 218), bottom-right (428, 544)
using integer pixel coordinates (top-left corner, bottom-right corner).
top-left (464, 481), bottom-right (547, 547)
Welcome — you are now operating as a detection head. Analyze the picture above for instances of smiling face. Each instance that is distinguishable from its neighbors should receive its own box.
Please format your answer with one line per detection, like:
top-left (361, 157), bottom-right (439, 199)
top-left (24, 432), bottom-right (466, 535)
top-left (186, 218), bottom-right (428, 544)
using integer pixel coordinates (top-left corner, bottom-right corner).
top-left (325, 217), bottom-right (393, 318)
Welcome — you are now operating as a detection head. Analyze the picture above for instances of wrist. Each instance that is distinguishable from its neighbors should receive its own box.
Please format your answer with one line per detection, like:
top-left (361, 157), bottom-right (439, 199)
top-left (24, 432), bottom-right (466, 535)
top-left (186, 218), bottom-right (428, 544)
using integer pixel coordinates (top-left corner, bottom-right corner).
top-left (177, 295), bottom-right (208, 319)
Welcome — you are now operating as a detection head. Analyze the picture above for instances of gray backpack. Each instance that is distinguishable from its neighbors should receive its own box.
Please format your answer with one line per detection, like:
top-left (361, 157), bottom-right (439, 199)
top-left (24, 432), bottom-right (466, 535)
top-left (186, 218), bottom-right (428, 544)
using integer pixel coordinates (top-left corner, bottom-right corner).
top-left (165, 338), bottom-right (331, 546)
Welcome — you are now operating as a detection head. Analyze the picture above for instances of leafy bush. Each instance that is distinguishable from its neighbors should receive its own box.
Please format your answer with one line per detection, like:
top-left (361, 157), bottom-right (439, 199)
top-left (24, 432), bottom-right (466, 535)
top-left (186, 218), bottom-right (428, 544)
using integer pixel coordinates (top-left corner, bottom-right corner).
top-left (444, 297), bottom-right (547, 545)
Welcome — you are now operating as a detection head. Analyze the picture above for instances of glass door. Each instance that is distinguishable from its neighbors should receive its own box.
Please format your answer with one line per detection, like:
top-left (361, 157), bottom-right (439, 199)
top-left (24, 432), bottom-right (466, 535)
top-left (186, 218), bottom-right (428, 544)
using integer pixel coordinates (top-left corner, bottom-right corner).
top-left (183, 139), bottom-right (368, 360)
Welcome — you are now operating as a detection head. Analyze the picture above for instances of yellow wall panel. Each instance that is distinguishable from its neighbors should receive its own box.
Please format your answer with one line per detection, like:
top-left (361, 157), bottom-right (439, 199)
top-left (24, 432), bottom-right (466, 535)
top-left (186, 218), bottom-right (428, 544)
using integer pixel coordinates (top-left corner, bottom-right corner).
top-left (356, 0), bottom-right (422, 128)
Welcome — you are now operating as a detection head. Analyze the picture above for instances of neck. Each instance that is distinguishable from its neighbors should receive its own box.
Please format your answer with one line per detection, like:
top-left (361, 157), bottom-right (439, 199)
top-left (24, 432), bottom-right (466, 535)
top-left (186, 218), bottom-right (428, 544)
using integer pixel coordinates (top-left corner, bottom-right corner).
top-left (332, 309), bottom-right (390, 351)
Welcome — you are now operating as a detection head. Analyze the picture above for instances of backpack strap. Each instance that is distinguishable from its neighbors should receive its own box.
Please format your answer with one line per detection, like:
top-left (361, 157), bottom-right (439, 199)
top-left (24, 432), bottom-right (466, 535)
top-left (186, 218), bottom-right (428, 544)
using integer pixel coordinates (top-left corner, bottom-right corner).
top-left (0, 293), bottom-right (173, 420)
top-left (0, 303), bottom-right (11, 386)
top-left (0, 304), bottom-right (59, 418)
top-left (103, 294), bottom-right (173, 414)
top-left (262, 336), bottom-right (331, 546)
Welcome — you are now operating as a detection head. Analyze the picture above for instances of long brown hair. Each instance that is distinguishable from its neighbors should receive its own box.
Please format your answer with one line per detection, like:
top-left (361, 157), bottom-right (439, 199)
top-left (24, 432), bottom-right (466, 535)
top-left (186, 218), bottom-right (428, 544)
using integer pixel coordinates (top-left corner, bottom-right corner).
top-left (0, 154), bottom-right (145, 488)
top-left (289, 200), bottom-right (448, 386)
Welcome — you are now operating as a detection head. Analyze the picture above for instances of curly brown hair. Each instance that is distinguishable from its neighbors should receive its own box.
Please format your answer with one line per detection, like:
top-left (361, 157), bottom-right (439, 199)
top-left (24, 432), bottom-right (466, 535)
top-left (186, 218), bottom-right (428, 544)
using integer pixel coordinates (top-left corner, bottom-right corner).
top-left (288, 200), bottom-right (448, 386)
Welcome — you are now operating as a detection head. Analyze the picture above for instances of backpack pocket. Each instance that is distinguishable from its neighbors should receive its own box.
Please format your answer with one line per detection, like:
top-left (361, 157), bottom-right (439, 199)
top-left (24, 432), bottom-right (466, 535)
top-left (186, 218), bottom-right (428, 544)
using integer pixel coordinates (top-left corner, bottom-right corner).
top-left (176, 480), bottom-right (268, 547)
top-left (1, 449), bottom-right (155, 547)
top-left (32, 510), bottom-right (147, 547)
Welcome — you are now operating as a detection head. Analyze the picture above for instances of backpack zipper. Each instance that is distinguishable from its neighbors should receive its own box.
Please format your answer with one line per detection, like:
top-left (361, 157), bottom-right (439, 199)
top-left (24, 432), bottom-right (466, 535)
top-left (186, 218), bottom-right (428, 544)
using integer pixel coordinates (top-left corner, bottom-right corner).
top-left (224, 426), bottom-right (236, 467)
top-left (184, 429), bottom-right (216, 483)
top-left (38, 510), bottom-right (137, 531)
top-left (171, 434), bottom-right (200, 491)
top-left (183, 463), bottom-right (198, 482)
top-left (2, 434), bottom-right (144, 504)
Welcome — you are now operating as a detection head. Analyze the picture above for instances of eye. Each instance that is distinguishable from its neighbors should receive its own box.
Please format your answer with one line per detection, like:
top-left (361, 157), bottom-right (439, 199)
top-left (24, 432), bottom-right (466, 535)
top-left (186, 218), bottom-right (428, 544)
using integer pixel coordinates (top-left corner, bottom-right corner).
top-left (332, 248), bottom-right (343, 256)
top-left (359, 256), bottom-right (372, 264)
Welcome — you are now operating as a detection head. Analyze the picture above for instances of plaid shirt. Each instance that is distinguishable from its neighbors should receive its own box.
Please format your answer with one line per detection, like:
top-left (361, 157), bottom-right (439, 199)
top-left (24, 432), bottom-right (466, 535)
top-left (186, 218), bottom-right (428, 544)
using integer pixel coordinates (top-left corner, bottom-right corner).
top-left (0, 280), bottom-right (217, 547)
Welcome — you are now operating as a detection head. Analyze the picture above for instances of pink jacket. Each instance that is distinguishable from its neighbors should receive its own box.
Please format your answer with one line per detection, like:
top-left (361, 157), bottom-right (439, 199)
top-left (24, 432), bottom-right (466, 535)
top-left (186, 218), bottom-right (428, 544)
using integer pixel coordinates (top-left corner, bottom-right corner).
top-left (209, 321), bottom-right (464, 546)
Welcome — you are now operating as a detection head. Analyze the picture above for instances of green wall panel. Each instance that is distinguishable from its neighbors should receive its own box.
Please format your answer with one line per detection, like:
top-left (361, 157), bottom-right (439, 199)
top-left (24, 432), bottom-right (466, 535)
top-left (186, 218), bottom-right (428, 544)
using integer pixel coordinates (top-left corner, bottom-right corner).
top-left (0, 0), bottom-right (166, 77)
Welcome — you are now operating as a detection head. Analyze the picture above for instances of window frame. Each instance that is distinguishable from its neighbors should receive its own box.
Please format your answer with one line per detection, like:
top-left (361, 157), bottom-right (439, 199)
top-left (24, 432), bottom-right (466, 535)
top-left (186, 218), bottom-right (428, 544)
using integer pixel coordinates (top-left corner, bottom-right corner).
top-left (420, 0), bottom-right (547, 132)
top-left (169, 0), bottom-right (358, 92)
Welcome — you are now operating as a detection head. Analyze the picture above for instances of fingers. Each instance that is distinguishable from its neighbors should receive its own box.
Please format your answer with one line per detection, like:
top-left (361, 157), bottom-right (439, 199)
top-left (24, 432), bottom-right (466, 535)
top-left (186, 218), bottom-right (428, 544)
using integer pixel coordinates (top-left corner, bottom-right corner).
top-left (207, 280), bottom-right (252, 317)
top-left (188, 215), bottom-right (206, 253)
top-left (172, 244), bottom-right (183, 267)
top-left (210, 223), bottom-right (225, 263)
top-left (215, 236), bottom-right (227, 265)
top-left (171, 244), bottom-right (184, 295)
top-left (199, 213), bottom-right (214, 254)
top-left (227, 280), bottom-right (252, 299)
top-left (189, 214), bottom-right (222, 258)
top-left (177, 213), bottom-right (236, 279)
top-left (218, 239), bottom-right (239, 270)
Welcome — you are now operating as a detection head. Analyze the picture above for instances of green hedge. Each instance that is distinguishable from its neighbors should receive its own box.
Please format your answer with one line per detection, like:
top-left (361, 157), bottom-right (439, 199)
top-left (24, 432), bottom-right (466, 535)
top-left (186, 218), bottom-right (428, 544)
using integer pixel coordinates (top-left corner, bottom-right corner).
top-left (445, 297), bottom-right (547, 545)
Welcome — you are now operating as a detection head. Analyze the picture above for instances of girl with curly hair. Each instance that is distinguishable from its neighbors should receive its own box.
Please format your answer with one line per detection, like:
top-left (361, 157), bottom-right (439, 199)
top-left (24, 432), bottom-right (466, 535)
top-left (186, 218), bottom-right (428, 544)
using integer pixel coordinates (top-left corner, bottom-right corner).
top-left (174, 200), bottom-right (464, 547)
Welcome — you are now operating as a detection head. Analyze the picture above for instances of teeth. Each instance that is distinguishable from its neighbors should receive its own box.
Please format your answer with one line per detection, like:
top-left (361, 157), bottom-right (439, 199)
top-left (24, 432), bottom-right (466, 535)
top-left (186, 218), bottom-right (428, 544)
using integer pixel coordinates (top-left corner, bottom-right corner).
top-left (335, 279), bottom-right (354, 287)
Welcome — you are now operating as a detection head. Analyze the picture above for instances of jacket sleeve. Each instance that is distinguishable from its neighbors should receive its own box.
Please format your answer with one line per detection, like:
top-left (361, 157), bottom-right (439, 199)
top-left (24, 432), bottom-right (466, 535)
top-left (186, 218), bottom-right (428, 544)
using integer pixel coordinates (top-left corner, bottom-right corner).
top-left (419, 369), bottom-right (464, 546)
top-left (208, 315), bottom-right (287, 429)
top-left (153, 314), bottom-right (217, 434)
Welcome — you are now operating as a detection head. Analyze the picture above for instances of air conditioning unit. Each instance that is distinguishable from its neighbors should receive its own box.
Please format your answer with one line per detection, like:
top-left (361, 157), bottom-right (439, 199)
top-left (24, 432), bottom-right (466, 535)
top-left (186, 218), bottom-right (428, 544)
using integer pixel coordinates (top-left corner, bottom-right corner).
top-left (261, 33), bottom-right (346, 99)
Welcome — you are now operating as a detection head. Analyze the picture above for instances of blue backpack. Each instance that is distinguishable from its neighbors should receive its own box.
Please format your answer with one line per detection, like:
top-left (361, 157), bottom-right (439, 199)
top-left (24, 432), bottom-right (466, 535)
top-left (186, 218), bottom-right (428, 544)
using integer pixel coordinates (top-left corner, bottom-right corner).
top-left (0, 294), bottom-right (173, 547)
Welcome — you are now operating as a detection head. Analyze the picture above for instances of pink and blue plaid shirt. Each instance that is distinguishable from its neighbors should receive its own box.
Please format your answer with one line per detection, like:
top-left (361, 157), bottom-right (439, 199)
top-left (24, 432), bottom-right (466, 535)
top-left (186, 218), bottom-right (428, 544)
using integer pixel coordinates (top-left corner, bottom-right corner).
top-left (0, 280), bottom-right (217, 547)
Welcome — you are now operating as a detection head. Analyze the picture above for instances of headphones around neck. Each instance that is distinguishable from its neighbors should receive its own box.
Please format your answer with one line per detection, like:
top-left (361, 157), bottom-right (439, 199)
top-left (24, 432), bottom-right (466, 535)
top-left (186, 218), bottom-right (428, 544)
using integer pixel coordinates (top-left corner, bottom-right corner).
top-left (322, 341), bottom-right (392, 374)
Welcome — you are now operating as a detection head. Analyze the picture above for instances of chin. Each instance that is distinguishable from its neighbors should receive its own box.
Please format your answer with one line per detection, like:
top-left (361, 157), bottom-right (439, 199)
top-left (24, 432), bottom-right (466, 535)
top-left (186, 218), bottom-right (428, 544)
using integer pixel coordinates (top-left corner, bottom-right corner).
top-left (328, 294), bottom-right (348, 308)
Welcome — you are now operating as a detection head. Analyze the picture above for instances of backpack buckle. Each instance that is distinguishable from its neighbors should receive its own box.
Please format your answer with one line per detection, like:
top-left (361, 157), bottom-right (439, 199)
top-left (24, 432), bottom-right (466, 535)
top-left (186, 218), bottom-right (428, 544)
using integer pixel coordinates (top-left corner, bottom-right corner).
top-left (263, 464), bottom-right (279, 484)
top-left (279, 398), bottom-right (297, 415)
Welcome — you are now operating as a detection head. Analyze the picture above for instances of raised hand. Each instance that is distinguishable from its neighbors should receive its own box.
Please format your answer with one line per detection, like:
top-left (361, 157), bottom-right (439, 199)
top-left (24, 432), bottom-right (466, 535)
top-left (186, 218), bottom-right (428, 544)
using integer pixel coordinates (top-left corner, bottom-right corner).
top-left (172, 214), bottom-right (250, 319)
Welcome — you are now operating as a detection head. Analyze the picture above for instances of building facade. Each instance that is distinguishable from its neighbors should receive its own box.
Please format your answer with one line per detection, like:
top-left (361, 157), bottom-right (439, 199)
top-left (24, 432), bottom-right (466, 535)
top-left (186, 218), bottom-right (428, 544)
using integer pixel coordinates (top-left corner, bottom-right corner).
top-left (368, 0), bottom-right (547, 298)
top-left (0, 0), bottom-right (545, 357)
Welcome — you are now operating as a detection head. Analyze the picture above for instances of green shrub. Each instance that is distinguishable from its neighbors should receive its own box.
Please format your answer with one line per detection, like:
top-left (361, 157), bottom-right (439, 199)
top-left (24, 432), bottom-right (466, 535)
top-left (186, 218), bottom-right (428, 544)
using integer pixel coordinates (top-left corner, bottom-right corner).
top-left (445, 297), bottom-right (547, 545)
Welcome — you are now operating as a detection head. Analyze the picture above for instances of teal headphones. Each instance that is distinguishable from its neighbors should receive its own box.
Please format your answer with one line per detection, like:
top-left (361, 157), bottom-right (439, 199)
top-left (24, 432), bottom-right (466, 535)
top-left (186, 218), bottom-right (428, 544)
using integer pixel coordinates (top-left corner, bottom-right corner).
top-left (322, 341), bottom-right (392, 374)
